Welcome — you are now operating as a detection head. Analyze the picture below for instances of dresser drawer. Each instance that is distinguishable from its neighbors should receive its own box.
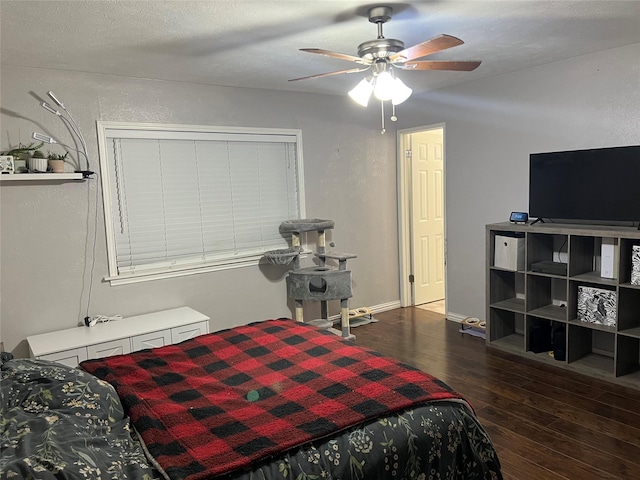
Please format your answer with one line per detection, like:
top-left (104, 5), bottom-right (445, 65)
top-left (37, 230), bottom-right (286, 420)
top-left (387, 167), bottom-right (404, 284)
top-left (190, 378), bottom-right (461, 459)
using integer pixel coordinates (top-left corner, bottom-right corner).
top-left (171, 320), bottom-right (209, 343)
top-left (40, 348), bottom-right (88, 368)
top-left (87, 338), bottom-right (131, 359)
top-left (131, 329), bottom-right (172, 351)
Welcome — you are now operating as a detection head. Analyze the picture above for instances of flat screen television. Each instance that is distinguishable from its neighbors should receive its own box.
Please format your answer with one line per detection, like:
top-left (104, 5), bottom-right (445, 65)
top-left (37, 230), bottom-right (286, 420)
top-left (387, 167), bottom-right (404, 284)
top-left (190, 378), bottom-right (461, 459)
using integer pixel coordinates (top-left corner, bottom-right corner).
top-left (529, 145), bottom-right (640, 224)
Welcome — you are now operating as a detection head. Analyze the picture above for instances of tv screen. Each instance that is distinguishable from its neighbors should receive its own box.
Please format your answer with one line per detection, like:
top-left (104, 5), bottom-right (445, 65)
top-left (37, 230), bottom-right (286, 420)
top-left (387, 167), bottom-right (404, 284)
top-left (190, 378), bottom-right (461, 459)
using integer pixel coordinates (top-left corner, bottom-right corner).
top-left (529, 145), bottom-right (640, 223)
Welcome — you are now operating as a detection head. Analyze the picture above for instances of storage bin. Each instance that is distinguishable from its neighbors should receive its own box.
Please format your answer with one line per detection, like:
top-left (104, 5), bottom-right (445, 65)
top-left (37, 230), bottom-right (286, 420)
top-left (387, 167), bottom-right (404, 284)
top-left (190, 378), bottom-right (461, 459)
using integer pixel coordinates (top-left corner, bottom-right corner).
top-left (577, 286), bottom-right (616, 327)
top-left (494, 234), bottom-right (525, 271)
top-left (632, 245), bottom-right (640, 286)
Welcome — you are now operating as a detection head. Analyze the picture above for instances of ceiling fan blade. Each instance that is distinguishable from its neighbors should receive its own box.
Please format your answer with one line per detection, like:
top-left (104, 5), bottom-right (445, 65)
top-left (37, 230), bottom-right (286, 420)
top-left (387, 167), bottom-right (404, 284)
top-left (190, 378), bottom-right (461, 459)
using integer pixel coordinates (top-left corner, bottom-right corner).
top-left (390, 34), bottom-right (464, 63)
top-left (300, 48), bottom-right (369, 65)
top-left (288, 67), bottom-right (370, 82)
top-left (400, 60), bottom-right (481, 71)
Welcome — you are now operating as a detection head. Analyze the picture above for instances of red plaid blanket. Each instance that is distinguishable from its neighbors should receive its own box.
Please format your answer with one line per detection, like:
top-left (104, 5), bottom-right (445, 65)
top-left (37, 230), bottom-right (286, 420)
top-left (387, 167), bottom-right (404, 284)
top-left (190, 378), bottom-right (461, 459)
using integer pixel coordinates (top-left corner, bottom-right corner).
top-left (81, 319), bottom-right (463, 480)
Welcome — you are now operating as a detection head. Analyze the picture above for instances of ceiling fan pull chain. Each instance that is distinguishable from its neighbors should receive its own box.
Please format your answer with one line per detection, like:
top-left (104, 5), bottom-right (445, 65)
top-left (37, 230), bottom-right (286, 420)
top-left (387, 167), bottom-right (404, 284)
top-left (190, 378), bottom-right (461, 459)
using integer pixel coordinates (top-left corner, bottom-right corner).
top-left (381, 101), bottom-right (386, 134)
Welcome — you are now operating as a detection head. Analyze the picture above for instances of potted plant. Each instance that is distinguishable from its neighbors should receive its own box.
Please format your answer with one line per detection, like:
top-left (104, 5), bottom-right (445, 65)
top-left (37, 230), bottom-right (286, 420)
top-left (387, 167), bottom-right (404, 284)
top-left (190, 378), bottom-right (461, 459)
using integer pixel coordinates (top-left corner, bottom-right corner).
top-left (1, 142), bottom-right (44, 173)
top-left (47, 151), bottom-right (68, 173)
top-left (28, 149), bottom-right (48, 172)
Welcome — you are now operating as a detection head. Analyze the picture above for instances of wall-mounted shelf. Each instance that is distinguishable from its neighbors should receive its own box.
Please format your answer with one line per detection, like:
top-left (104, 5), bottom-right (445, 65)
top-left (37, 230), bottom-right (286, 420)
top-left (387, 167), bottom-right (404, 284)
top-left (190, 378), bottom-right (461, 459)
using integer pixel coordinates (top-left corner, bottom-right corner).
top-left (0, 173), bottom-right (84, 182)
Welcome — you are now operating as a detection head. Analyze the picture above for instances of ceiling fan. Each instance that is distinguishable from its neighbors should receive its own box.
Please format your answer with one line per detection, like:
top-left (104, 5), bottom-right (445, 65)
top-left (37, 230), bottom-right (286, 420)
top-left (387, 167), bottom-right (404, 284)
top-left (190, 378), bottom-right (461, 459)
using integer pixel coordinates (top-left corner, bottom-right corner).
top-left (290, 6), bottom-right (481, 83)
top-left (289, 5), bottom-right (481, 121)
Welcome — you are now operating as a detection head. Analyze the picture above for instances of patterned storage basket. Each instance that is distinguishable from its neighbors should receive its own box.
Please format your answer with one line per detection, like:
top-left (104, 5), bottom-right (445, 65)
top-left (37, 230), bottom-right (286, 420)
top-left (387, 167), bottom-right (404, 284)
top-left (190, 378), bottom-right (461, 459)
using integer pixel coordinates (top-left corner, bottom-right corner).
top-left (577, 286), bottom-right (616, 327)
top-left (632, 245), bottom-right (640, 286)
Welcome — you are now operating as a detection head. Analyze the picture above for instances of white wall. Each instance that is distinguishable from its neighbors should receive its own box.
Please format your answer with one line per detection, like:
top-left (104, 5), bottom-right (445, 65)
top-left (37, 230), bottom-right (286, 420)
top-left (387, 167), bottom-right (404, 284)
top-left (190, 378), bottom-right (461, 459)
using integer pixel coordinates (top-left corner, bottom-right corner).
top-left (0, 67), bottom-right (400, 357)
top-left (398, 43), bottom-right (640, 320)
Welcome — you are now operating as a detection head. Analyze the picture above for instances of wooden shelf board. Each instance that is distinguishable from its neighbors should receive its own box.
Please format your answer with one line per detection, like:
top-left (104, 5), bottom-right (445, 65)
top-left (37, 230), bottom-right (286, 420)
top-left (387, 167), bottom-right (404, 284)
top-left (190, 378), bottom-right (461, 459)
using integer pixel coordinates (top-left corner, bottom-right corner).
top-left (569, 352), bottom-right (614, 376)
top-left (528, 305), bottom-right (567, 322)
top-left (489, 333), bottom-right (524, 353)
top-left (0, 173), bottom-right (83, 182)
top-left (490, 266), bottom-right (525, 273)
top-left (568, 319), bottom-right (617, 334)
top-left (487, 221), bottom-right (640, 237)
top-left (616, 368), bottom-right (640, 383)
top-left (618, 326), bottom-right (640, 339)
top-left (526, 271), bottom-right (566, 279)
top-left (571, 272), bottom-right (617, 286)
top-left (490, 298), bottom-right (525, 313)
top-left (526, 349), bottom-right (566, 365)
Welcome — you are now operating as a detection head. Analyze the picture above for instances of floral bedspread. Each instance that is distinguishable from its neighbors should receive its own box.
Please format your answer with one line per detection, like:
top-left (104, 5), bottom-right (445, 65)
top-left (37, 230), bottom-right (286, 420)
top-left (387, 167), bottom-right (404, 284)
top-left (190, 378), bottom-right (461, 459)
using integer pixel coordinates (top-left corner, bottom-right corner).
top-left (223, 400), bottom-right (502, 480)
top-left (0, 358), bottom-right (156, 480)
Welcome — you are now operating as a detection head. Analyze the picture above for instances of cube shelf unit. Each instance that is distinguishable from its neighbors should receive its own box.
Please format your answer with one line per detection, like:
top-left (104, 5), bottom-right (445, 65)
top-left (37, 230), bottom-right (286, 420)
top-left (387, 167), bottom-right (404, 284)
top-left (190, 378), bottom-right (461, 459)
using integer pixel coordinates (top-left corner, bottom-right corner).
top-left (486, 222), bottom-right (640, 389)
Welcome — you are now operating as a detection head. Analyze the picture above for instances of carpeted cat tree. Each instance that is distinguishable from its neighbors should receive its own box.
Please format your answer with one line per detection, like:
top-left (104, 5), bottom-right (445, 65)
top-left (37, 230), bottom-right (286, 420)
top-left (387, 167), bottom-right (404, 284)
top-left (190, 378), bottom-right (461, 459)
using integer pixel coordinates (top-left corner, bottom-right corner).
top-left (264, 219), bottom-right (356, 339)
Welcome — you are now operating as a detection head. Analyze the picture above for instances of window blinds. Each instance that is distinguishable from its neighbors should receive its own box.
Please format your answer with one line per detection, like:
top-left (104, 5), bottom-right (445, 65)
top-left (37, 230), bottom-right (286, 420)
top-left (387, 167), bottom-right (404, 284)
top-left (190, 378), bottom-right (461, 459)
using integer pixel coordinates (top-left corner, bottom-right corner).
top-left (101, 125), bottom-right (302, 280)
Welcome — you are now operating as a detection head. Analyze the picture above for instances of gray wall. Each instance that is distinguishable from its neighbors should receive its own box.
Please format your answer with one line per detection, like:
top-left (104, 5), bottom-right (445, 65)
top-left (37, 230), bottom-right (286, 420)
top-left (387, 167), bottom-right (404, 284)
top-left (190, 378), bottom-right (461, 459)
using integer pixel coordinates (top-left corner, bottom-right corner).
top-left (0, 67), bottom-right (399, 357)
top-left (398, 43), bottom-right (640, 320)
top-left (2, 43), bottom-right (639, 357)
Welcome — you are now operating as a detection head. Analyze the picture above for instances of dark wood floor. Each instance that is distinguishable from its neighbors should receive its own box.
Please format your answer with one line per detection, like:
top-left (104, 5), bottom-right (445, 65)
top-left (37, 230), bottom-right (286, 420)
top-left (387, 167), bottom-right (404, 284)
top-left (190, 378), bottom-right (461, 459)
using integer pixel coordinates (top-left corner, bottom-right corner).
top-left (352, 307), bottom-right (640, 480)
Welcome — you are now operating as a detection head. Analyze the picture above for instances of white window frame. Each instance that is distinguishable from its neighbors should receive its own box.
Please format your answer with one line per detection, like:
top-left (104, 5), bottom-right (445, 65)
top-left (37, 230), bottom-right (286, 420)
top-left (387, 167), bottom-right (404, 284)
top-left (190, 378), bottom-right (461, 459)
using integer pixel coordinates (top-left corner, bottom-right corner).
top-left (97, 121), bottom-right (305, 286)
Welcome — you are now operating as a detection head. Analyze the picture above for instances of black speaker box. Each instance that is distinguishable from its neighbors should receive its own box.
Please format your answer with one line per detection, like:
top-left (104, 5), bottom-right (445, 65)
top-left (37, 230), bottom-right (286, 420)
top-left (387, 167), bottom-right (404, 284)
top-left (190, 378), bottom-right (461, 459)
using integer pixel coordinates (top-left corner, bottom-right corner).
top-left (553, 327), bottom-right (566, 361)
top-left (529, 324), bottom-right (552, 353)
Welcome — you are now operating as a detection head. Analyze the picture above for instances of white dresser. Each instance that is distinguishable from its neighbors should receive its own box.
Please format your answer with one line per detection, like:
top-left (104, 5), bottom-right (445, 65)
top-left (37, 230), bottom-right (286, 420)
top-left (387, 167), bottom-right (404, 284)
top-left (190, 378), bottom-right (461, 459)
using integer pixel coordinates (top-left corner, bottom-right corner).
top-left (27, 307), bottom-right (210, 368)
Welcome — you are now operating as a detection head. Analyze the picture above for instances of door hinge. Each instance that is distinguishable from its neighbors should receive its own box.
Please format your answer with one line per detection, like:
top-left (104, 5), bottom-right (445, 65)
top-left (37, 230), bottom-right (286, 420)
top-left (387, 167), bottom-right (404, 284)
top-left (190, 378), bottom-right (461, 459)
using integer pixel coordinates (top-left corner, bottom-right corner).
top-left (409, 274), bottom-right (415, 283)
top-left (405, 149), bottom-right (412, 158)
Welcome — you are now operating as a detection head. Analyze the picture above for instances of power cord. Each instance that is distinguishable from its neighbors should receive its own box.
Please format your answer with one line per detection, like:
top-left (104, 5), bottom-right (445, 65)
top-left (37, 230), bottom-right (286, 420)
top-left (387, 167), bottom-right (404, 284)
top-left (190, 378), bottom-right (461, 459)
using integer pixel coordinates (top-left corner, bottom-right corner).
top-left (84, 314), bottom-right (122, 327)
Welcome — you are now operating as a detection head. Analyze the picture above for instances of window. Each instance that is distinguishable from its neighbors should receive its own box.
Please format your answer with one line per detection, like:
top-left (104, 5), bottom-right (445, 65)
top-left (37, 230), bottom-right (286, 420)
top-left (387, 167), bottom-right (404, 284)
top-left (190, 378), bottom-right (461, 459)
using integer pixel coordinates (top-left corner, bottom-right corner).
top-left (97, 122), bottom-right (305, 285)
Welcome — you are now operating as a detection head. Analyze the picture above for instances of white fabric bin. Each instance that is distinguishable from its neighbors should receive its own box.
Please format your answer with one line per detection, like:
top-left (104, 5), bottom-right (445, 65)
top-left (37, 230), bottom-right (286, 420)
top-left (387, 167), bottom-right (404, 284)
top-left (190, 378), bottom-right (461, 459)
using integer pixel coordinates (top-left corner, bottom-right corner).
top-left (494, 234), bottom-right (525, 271)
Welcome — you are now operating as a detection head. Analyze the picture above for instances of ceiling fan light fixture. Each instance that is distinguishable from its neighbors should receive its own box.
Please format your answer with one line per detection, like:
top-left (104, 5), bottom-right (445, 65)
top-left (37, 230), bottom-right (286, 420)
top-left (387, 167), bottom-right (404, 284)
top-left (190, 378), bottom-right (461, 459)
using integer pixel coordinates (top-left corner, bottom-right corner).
top-left (391, 78), bottom-right (412, 105)
top-left (348, 77), bottom-right (374, 107)
top-left (373, 70), bottom-right (395, 101)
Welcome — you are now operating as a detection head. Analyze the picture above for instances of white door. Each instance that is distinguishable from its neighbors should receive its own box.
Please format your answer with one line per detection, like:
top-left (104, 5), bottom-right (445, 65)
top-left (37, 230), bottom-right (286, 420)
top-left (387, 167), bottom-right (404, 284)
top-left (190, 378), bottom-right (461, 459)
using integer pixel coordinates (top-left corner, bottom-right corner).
top-left (409, 129), bottom-right (445, 305)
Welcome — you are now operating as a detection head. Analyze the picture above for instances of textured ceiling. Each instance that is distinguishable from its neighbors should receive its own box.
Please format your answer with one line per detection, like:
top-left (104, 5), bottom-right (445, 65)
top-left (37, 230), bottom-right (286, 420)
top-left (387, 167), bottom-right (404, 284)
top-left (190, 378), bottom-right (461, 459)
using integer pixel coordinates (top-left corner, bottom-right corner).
top-left (2, 1), bottom-right (639, 97)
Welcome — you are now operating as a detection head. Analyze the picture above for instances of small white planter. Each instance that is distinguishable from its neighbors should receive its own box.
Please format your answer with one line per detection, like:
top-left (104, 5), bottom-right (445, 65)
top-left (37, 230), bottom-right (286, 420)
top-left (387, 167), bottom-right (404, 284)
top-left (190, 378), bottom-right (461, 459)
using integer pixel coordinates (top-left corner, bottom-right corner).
top-left (28, 157), bottom-right (48, 172)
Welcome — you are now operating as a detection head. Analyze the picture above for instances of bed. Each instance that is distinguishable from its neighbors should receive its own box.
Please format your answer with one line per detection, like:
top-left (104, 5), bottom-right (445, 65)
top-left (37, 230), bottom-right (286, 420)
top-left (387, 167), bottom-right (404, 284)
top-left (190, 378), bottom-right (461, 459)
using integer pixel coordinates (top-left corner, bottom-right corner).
top-left (0, 357), bottom-right (156, 479)
top-left (2, 318), bottom-right (502, 480)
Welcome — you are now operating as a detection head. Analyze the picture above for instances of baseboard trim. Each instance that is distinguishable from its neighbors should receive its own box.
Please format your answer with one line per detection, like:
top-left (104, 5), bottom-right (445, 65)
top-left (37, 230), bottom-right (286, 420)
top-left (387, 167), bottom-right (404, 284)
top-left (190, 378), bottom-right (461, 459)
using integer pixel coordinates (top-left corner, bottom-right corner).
top-left (368, 300), bottom-right (402, 314)
top-left (326, 301), bottom-right (471, 323)
top-left (445, 312), bottom-right (467, 323)
top-left (327, 300), bottom-right (402, 321)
